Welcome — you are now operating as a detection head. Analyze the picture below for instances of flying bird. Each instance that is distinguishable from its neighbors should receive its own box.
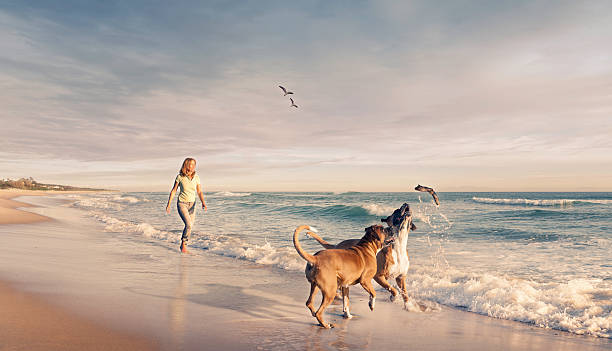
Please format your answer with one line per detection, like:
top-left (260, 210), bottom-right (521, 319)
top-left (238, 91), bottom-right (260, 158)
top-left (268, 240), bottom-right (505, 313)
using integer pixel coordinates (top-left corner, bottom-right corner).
top-left (279, 85), bottom-right (294, 96)
top-left (415, 184), bottom-right (440, 206)
top-left (290, 98), bottom-right (298, 108)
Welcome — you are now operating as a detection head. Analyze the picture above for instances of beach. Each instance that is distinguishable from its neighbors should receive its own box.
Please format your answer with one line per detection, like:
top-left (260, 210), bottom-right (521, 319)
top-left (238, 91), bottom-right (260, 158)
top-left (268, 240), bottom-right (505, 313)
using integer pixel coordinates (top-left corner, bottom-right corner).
top-left (1, 190), bottom-right (611, 350)
top-left (0, 190), bottom-right (156, 350)
top-left (0, 189), bottom-right (53, 225)
top-left (3, 1), bottom-right (611, 349)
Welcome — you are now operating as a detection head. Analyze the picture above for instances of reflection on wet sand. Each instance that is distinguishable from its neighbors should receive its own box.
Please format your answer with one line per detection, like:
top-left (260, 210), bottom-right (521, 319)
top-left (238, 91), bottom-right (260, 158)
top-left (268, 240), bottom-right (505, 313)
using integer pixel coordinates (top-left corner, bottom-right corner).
top-left (304, 317), bottom-right (373, 351)
top-left (169, 256), bottom-right (189, 349)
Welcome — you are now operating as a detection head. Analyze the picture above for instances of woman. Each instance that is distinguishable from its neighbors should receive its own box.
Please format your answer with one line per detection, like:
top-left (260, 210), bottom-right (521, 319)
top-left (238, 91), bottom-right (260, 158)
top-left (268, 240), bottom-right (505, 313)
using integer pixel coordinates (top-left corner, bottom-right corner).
top-left (166, 157), bottom-right (207, 253)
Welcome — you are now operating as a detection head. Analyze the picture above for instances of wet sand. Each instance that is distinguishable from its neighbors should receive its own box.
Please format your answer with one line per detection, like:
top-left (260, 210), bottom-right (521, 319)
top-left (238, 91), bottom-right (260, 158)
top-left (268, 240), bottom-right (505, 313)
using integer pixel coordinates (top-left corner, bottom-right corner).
top-left (1, 192), bottom-right (611, 350)
top-left (0, 189), bottom-right (157, 350)
top-left (0, 281), bottom-right (156, 351)
top-left (0, 189), bottom-right (53, 224)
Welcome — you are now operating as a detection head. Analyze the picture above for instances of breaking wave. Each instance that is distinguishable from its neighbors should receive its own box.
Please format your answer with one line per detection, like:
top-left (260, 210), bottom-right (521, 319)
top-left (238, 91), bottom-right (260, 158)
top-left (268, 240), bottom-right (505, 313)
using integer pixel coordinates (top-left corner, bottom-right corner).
top-left (406, 266), bottom-right (611, 338)
top-left (82, 211), bottom-right (612, 338)
top-left (210, 191), bottom-right (252, 197)
top-left (472, 197), bottom-right (612, 206)
top-left (65, 191), bottom-right (612, 339)
top-left (71, 194), bottom-right (149, 211)
top-left (92, 214), bottom-right (305, 271)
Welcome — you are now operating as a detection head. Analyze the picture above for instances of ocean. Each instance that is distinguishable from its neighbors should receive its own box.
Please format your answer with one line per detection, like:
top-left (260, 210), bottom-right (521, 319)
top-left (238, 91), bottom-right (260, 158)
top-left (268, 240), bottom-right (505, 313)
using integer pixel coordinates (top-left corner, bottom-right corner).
top-left (67, 191), bottom-right (612, 338)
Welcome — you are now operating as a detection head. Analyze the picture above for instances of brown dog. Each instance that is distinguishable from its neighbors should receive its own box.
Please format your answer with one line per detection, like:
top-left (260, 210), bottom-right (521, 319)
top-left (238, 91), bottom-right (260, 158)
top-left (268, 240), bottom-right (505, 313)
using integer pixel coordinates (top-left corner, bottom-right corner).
top-left (293, 224), bottom-right (393, 328)
top-left (307, 203), bottom-right (415, 307)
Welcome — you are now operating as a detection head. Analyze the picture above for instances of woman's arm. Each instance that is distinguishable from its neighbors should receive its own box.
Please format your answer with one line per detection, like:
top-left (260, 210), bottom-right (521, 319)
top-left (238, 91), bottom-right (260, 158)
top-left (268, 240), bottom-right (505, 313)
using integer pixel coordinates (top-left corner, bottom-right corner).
top-left (166, 181), bottom-right (179, 213)
top-left (196, 184), bottom-right (207, 211)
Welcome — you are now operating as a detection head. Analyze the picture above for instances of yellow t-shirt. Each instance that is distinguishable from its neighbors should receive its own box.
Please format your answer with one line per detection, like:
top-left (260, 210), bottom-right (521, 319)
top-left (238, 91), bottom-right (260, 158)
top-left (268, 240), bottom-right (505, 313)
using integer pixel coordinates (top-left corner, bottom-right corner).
top-left (175, 174), bottom-right (201, 203)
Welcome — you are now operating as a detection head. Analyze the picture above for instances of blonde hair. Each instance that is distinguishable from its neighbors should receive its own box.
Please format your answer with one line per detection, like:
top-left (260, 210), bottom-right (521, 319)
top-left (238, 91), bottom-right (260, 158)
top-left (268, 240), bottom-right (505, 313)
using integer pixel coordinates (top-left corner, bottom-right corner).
top-left (179, 157), bottom-right (196, 177)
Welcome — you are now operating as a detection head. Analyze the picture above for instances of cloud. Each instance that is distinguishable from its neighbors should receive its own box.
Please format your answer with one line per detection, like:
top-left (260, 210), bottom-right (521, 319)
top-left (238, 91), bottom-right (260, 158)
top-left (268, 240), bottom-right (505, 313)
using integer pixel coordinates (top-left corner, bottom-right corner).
top-left (1, 1), bottom-right (611, 190)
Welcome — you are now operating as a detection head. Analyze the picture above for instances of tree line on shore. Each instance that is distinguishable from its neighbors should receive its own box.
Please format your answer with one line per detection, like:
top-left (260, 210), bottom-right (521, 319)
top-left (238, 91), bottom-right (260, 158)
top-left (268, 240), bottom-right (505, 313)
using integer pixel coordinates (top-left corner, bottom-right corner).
top-left (0, 177), bottom-right (105, 191)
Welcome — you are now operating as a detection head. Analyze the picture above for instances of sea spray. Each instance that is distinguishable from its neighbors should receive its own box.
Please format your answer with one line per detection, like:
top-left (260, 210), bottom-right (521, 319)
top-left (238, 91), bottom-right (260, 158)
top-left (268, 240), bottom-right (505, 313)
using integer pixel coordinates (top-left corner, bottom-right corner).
top-left (414, 198), bottom-right (453, 270)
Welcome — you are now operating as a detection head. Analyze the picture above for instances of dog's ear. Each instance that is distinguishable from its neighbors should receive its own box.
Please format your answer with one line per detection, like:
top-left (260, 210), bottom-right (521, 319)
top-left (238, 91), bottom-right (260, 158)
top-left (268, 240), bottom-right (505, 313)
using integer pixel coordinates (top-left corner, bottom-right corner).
top-left (381, 216), bottom-right (390, 223)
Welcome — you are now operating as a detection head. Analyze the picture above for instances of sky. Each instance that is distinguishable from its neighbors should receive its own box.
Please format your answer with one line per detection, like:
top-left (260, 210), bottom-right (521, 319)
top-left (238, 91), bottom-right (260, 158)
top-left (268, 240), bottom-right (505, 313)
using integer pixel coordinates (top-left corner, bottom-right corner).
top-left (1, 0), bottom-right (611, 192)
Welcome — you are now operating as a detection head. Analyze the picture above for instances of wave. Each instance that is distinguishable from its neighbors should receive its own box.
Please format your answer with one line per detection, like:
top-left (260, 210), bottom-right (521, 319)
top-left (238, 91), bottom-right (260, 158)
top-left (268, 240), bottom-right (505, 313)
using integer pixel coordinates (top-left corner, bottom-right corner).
top-left (407, 267), bottom-right (611, 338)
top-left (70, 194), bottom-right (149, 211)
top-left (210, 191), bottom-right (252, 197)
top-left (272, 202), bottom-right (432, 220)
top-left (267, 193), bottom-right (334, 198)
top-left (360, 203), bottom-right (397, 216)
top-left (88, 212), bottom-right (611, 338)
top-left (275, 203), bottom-right (397, 219)
top-left (72, 197), bottom-right (124, 211)
top-left (73, 191), bottom-right (611, 338)
top-left (109, 195), bottom-right (148, 204)
top-left (92, 214), bottom-right (306, 271)
top-left (472, 197), bottom-right (612, 206)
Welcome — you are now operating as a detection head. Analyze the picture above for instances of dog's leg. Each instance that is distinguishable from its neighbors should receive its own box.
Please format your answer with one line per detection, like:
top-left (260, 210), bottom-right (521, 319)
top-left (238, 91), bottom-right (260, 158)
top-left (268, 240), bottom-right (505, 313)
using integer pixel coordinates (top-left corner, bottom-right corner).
top-left (306, 282), bottom-right (319, 317)
top-left (315, 289), bottom-right (336, 329)
top-left (360, 280), bottom-right (377, 311)
top-left (335, 290), bottom-right (342, 300)
top-left (341, 286), bottom-right (352, 319)
top-left (395, 275), bottom-right (409, 307)
top-left (374, 275), bottom-right (398, 302)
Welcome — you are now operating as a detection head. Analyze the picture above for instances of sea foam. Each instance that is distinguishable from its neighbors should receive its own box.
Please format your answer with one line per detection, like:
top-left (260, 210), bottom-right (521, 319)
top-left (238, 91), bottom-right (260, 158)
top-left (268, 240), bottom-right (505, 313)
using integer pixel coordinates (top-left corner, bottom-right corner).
top-left (406, 266), bottom-right (611, 338)
top-left (472, 197), bottom-right (612, 206)
top-left (210, 191), bottom-right (252, 197)
top-left (72, 197), bottom-right (123, 211)
top-left (66, 191), bottom-right (612, 339)
top-left (91, 213), bottom-right (306, 271)
top-left (71, 194), bottom-right (148, 211)
top-left (361, 203), bottom-right (397, 216)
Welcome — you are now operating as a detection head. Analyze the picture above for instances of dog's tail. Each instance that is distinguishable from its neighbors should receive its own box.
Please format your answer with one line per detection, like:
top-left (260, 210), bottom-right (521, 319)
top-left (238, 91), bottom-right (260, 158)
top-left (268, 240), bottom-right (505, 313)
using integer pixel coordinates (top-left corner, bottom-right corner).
top-left (293, 225), bottom-right (317, 265)
top-left (306, 231), bottom-right (335, 249)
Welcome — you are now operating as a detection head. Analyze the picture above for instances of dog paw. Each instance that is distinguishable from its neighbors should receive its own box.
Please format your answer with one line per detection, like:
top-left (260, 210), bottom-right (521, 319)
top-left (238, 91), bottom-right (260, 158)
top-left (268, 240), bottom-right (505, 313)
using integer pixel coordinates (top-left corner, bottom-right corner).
top-left (343, 312), bottom-right (353, 319)
top-left (369, 299), bottom-right (376, 311)
top-left (389, 294), bottom-right (397, 302)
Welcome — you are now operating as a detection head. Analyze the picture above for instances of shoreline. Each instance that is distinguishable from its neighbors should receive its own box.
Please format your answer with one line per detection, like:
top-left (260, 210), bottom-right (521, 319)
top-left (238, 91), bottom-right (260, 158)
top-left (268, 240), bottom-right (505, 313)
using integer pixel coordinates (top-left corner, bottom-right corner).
top-left (0, 189), bottom-right (158, 350)
top-left (0, 193), bottom-right (610, 350)
top-left (0, 188), bottom-right (111, 224)
top-left (0, 189), bottom-right (54, 224)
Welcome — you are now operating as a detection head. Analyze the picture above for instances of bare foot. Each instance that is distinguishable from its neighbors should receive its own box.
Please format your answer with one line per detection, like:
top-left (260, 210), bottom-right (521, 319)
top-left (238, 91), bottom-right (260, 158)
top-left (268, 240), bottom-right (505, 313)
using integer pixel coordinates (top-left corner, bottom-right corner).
top-left (180, 242), bottom-right (189, 253)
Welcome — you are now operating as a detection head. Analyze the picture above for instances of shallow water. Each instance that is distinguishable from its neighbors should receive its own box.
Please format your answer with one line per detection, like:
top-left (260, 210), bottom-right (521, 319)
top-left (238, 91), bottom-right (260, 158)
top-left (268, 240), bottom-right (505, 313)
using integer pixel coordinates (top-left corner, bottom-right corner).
top-left (66, 191), bottom-right (612, 338)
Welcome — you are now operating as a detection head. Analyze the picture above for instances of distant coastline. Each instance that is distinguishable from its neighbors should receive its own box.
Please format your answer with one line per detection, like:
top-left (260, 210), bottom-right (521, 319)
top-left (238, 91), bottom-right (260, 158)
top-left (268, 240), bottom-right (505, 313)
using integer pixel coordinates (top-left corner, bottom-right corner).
top-left (0, 177), bottom-right (110, 192)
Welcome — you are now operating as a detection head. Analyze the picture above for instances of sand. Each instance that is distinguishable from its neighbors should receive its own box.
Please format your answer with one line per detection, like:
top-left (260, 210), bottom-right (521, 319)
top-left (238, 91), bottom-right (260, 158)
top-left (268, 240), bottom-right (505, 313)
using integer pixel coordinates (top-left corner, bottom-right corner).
top-left (0, 190), bottom-right (157, 350)
top-left (0, 189), bottom-right (53, 224)
top-left (0, 281), bottom-right (156, 351)
top-left (0, 189), bottom-right (111, 224)
top-left (1, 191), bottom-right (611, 350)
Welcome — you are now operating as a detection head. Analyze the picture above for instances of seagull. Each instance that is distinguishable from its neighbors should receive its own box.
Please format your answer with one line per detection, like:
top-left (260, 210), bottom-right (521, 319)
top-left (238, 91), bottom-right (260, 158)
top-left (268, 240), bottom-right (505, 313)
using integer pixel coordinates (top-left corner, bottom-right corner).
top-left (289, 98), bottom-right (299, 108)
top-left (279, 85), bottom-right (294, 96)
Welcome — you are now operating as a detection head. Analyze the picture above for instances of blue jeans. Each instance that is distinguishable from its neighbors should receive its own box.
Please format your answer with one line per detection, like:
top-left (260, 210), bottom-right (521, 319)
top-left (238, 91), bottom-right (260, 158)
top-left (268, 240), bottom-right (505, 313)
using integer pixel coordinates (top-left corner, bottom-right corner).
top-left (177, 201), bottom-right (196, 242)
